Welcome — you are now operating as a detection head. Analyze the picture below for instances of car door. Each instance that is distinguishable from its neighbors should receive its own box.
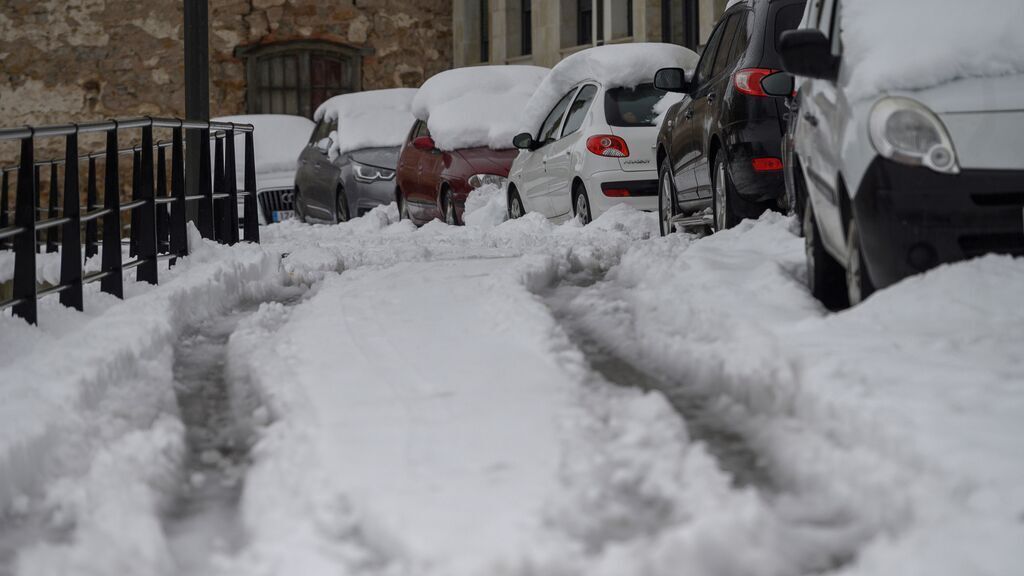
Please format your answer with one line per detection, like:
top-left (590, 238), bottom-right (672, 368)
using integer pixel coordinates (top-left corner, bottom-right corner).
top-left (297, 119), bottom-right (329, 213)
top-left (522, 88), bottom-right (577, 215)
top-left (546, 84), bottom-right (598, 217)
top-left (675, 17), bottom-right (731, 199)
top-left (694, 14), bottom-right (742, 197)
top-left (302, 118), bottom-right (338, 220)
top-left (799, 0), bottom-right (846, 257)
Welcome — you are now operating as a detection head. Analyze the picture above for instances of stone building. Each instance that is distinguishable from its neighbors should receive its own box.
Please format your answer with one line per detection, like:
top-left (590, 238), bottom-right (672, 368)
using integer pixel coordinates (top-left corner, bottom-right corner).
top-left (453, 0), bottom-right (727, 69)
top-left (0, 0), bottom-right (454, 132)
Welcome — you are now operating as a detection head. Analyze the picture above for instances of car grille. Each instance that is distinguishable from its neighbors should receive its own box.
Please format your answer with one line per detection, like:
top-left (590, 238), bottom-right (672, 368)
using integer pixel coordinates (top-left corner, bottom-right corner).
top-left (257, 188), bottom-right (295, 222)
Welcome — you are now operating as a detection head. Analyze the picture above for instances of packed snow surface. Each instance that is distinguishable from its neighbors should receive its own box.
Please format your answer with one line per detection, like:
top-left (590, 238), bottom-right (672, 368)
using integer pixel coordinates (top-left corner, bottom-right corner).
top-left (843, 0), bottom-right (1024, 98)
top-left (213, 114), bottom-right (313, 176)
top-left (314, 88), bottom-right (418, 159)
top-left (412, 65), bottom-right (548, 151)
top-left (2, 202), bottom-right (1022, 576)
top-left (521, 43), bottom-right (698, 135)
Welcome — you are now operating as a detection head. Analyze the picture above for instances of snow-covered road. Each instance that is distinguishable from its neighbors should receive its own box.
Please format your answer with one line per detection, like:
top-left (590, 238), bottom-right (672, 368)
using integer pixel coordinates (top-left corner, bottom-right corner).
top-left (1, 196), bottom-right (1022, 576)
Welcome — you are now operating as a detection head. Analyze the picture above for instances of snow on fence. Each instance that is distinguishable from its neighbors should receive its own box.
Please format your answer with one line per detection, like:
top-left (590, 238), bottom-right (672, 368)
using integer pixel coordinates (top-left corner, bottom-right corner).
top-left (0, 117), bottom-right (261, 325)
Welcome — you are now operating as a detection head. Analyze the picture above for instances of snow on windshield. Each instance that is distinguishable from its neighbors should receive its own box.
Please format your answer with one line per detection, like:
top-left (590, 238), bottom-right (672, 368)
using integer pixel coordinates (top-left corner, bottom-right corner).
top-left (411, 65), bottom-right (549, 151)
top-left (314, 88), bottom-right (418, 159)
top-left (521, 43), bottom-right (698, 136)
top-left (213, 114), bottom-right (314, 175)
top-left (843, 0), bottom-right (1024, 99)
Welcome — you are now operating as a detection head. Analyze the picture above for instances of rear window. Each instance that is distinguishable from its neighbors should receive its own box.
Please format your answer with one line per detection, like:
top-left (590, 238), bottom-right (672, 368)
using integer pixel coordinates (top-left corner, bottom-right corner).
top-left (773, 3), bottom-right (805, 51)
top-left (604, 84), bottom-right (667, 127)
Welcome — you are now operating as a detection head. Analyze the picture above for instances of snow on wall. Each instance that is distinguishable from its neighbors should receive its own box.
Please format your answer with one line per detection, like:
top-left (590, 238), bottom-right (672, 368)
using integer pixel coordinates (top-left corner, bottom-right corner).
top-left (520, 43), bottom-right (698, 136)
top-left (411, 65), bottom-right (549, 151)
top-left (314, 88), bottom-right (418, 158)
top-left (843, 0), bottom-right (1024, 99)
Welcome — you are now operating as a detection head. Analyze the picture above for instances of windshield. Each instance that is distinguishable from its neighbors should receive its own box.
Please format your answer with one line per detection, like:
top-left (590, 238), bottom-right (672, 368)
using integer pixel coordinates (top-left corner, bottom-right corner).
top-left (604, 83), bottom-right (668, 127)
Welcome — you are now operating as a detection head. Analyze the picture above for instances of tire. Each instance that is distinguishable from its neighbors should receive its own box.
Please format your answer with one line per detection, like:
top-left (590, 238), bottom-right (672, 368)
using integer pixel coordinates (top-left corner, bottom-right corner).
top-left (335, 187), bottom-right (349, 224)
top-left (845, 217), bottom-right (875, 306)
top-left (711, 154), bottom-right (741, 232)
top-left (508, 186), bottom-right (525, 219)
top-left (442, 188), bottom-right (459, 226)
top-left (658, 162), bottom-right (678, 236)
top-left (573, 183), bottom-right (593, 226)
top-left (804, 192), bottom-right (849, 310)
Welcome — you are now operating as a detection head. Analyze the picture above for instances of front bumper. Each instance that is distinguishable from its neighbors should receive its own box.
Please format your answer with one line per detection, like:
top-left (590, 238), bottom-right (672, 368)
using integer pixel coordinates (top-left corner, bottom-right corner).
top-left (345, 176), bottom-right (398, 217)
top-left (854, 158), bottom-right (1024, 289)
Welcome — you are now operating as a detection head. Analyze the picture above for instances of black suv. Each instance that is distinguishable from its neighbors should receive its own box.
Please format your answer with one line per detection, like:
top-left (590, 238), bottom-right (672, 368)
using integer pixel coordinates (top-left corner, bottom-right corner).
top-left (653, 0), bottom-right (805, 235)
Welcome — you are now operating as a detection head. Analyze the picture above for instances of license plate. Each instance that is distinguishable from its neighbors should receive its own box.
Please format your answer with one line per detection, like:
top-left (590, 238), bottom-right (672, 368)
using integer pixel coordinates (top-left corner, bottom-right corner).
top-left (272, 210), bottom-right (294, 223)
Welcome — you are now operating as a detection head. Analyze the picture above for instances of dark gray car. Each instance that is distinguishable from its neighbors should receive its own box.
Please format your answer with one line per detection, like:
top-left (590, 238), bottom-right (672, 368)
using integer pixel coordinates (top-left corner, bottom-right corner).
top-left (294, 117), bottom-right (401, 223)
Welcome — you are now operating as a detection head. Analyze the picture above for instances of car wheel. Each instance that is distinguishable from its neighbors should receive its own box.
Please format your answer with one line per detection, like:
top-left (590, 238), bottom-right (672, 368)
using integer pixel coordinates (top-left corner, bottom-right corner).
top-left (442, 188), bottom-right (459, 226)
top-left (508, 186), bottom-right (525, 219)
top-left (335, 187), bottom-right (349, 224)
top-left (845, 217), bottom-right (875, 306)
top-left (711, 154), bottom-right (742, 232)
top-left (804, 193), bottom-right (849, 310)
top-left (658, 162), bottom-right (678, 236)
top-left (573, 184), bottom-right (592, 226)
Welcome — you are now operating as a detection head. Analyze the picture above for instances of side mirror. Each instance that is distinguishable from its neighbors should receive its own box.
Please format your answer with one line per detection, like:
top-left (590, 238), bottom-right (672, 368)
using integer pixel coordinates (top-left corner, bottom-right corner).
top-left (513, 132), bottom-right (536, 151)
top-left (654, 67), bottom-right (691, 93)
top-left (760, 71), bottom-right (795, 97)
top-left (412, 136), bottom-right (436, 152)
top-left (778, 29), bottom-right (839, 82)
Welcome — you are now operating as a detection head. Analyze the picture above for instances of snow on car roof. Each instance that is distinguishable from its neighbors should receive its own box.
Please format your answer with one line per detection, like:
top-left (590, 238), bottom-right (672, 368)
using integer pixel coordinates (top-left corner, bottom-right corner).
top-left (843, 0), bottom-right (1024, 99)
top-left (411, 65), bottom-right (549, 151)
top-left (314, 88), bottom-right (418, 158)
top-left (520, 43), bottom-right (698, 137)
top-left (213, 114), bottom-right (314, 176)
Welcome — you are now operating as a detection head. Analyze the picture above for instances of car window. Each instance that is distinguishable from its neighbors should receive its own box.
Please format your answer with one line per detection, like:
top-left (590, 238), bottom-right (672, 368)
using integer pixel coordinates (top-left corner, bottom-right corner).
top-left (726, 12), bottom-right (751, 70)
top-left (604, 83), bottom-right (668, 127)
top-left (774, 4), bottom-right (804, 51)
top-left (561, 85), bottom-right (599, 137)
top-left (830, 0), bottom-right (843, 55)
top-left (310, 119), bottom-right (332, 145)
top-left (537, 89), bottom-right (577, 145)
top-left (413, 120), bottom-right (431, 139)
top-left (711, 14), bottom-right (741, 77)
top-left (695, 19), bottom-right (729, 85)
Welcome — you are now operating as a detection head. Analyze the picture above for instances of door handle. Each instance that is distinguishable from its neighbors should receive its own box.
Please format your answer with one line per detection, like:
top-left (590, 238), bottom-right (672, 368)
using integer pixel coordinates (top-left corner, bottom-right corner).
top-left (314, 162), bottom-right (322, 169)
top-left (803, 112), bottom-right (819, 127)
top-left (685, 109), bottom-right (694, 120)
top-left (707, 92), bottom-right (716, 104)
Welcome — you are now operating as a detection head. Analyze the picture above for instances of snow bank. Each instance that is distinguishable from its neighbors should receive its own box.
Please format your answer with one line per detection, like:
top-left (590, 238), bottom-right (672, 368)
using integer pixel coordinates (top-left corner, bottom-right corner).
top-left (462, 183), bottom-right (507, 228)
top-left (521, 43), bottom-right (698, 135)
top-left (843, 0), bottom-right (1024, 99)
top-left (314, 88), bottom-right (418, 159)
top-left (214, 114), bottom-right (313, 176)
top-left (412, 66), bottom-right (548, 151)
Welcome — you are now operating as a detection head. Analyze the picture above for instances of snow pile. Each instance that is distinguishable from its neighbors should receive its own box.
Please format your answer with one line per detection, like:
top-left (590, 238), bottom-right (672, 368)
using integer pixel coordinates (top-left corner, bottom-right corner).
top-left (314, 88), bottom-right (418, 159)
top-left (462, 183), bottom-right (507, 228)
top-left (521, 43), bottom-right (698, 135)
top-left (214, 114), bottom-right (313, 176)
top-left (843, 0), bottom-right (1024, 99)
top-left (412, 66), bottom-right (548, 150)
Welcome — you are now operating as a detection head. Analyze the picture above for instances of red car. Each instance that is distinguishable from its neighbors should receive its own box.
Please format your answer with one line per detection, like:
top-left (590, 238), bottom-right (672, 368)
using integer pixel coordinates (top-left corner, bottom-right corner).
top-left (395, 65), bottom-right (548, 226)
top-left (396, 122), bottom-right (517, 226)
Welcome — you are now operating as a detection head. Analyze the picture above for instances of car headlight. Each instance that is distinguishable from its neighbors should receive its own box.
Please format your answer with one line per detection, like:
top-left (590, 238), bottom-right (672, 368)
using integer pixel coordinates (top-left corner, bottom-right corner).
top-left (467, 173), bottom-right (508, 189)
top-left (869, 97), bottom-right (958, 174)
top-left (352, 162), bottom-right (395, 183)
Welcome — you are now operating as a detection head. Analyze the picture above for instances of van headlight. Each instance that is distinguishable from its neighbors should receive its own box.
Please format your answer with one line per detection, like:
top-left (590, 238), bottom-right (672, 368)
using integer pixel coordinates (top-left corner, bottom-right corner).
top-left (869, 97), bottom-right (958, 174)
top-left (467, 173), bottom-right (508, 189)
top-left (352, 162), bottom-right (395, 183)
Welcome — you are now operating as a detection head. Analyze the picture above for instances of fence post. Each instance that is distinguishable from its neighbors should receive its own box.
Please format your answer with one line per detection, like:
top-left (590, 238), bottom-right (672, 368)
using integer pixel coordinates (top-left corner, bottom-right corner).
top-left (130, 149), bottom-right (140, 257)
top-left (12, 134), bottom-right (37, 324)
top-left (213, 133), bottom-right (227, 243)
top-left (197, 127), bottom-right (214, 239)
top-left (100, 123), bottom-right (123, 299)
top-left (60, 129), bottom-right (83, 311)
top-left (156, 146), bottom-right (169, 253)
top-left (47, 164), bottom-right (59, 253)
top-left (243, 130), bottom-right (259, 243)
top-left (1, 171), bottom-right (8, 250)
top-left (169, 126), bottom-right (188, 258)
top-left (33, 165), bottom-right (41, 253)
top-left (137, 124), bottom-right (158, 284)
top-left (85, 157), bottom-right (98, 258)
top-left (224, 127), bottom-right (239, 245)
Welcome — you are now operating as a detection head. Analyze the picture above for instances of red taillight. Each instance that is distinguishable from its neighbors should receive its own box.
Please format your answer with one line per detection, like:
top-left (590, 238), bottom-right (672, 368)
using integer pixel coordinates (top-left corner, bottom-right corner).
top-left (586, 135), bottom-right (630, 158)
top-left (733, 68), bottom-right (778, 97)
top-left (752, 157), bottom-right (783, 172)
top-left (603, 188), bottom-right (631, 197)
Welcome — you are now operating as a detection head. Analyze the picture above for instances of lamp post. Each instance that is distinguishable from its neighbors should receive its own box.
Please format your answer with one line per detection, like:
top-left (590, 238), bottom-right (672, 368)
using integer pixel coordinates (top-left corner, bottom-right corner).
top-left (184, 0), bottom-right (209, 227)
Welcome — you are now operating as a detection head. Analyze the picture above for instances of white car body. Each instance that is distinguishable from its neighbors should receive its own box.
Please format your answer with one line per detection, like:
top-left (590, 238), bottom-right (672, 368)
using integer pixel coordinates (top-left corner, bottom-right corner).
top-left (508, 81), bottom-right (671, 222)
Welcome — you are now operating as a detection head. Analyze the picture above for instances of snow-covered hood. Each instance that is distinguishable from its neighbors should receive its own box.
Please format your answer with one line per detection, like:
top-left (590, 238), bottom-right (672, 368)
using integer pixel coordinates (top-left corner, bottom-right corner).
top-left (455, 147), bottom-right (518, 176)
top-left (894, 73), bottom-right (1024, 114)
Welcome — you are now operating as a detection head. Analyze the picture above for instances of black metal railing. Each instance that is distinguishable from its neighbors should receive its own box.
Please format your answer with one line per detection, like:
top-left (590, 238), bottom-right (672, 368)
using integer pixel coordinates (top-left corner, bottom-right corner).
top-left (0, 117), bottom-right (260, 325)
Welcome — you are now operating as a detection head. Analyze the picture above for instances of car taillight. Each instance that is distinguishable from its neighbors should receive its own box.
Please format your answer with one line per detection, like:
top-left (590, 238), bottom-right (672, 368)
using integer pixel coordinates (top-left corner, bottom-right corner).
top-left (733, 68), bottom-right (778, 97)
top-left (586, 135), bottom-right (630, 158)
top-left (603, 188), bottom-right (631, 197)
top-left (752, 157), bottom-right (783, 172)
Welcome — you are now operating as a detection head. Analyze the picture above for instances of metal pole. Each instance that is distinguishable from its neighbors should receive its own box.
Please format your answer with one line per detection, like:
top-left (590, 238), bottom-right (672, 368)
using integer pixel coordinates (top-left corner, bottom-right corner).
top-left (184, 0), bottom-right (209, 225)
